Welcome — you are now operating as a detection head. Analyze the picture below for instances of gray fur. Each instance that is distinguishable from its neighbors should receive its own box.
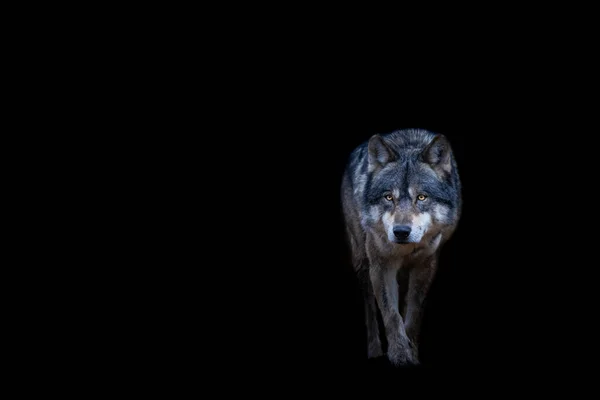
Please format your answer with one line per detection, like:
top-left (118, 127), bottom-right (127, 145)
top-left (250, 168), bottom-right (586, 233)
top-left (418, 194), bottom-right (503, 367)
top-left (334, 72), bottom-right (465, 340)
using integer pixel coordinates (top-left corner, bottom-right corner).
top-left (341, 128), bottom-right (461, 366)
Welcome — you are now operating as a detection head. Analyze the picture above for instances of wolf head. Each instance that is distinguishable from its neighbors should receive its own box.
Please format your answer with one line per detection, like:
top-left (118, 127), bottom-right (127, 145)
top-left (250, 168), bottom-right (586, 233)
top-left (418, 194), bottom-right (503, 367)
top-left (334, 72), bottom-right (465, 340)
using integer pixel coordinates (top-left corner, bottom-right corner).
top-left (361, 129), bottom-right (461, 247)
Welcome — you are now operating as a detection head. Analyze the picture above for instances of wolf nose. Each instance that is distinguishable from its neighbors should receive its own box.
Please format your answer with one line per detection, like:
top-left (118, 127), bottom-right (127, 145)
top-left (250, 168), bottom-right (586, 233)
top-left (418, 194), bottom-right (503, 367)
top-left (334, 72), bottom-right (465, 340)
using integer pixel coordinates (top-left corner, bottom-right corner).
top-left (393, 225), bottom-right (411, 240)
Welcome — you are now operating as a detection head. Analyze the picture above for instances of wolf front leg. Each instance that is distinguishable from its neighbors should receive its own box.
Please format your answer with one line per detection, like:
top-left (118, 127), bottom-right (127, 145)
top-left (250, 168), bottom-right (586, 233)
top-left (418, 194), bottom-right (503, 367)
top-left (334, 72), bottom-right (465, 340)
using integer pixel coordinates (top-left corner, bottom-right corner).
top-left (362, 273), bottom-right (383, 359)
top-left (404, 256), bottom-right (438, 363)
top-left (369, 265), bottom-right (417, 366)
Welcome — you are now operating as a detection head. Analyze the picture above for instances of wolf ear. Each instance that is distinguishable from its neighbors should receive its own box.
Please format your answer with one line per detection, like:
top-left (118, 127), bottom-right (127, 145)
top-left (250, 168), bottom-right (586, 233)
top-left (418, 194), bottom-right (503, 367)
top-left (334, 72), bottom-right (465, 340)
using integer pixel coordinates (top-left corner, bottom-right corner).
top-left (368, 134), bottom-right (395, 168)
top-left (421, 134), bottom-right (453, 177)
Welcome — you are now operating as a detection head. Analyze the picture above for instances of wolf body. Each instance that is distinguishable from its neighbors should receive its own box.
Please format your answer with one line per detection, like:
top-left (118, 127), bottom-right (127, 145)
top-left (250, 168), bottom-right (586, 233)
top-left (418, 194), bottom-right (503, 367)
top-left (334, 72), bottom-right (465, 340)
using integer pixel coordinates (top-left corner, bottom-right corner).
top-left (341, 128), bottom-right (461, 366)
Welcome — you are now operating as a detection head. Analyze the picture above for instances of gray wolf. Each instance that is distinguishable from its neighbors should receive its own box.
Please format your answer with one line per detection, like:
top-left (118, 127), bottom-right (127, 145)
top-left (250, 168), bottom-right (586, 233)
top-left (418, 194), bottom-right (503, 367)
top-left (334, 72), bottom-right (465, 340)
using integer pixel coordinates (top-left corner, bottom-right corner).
top-left (340, 128), bottom-right (461, 366)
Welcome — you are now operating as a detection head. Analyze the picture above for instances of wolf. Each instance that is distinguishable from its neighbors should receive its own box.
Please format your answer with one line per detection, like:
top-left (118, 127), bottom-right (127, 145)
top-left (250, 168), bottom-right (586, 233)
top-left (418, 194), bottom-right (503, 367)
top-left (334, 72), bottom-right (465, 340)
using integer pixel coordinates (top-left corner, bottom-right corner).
top-left (340, 128), bottom-right (461, 366)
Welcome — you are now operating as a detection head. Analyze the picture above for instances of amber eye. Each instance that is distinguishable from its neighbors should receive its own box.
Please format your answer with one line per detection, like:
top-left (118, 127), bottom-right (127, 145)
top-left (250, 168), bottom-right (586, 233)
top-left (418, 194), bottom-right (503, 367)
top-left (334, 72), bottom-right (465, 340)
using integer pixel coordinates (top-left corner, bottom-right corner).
top-left (384, 194), bottom-right (393, 201)
top-left (417, 194), bottom-right (427, 201)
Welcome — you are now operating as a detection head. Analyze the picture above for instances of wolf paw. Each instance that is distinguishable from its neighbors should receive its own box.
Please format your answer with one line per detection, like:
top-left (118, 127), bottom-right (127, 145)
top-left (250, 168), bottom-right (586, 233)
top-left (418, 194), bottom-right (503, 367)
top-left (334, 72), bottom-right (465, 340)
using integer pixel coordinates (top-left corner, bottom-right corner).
top-left (387, 339), bottom-right (419, 366)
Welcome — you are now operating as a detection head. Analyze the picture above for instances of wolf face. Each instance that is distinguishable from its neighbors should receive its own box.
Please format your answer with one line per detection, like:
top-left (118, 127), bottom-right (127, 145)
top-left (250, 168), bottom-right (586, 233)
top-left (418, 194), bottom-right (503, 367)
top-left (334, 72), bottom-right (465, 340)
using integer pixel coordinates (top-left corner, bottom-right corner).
top-left (360, 132), bottom-right (460, 249)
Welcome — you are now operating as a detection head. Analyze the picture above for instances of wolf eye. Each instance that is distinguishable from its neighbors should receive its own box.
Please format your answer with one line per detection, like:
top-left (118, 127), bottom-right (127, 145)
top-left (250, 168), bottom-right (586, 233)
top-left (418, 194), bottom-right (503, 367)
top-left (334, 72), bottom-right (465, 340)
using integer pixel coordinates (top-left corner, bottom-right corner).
top-left (384, 194), bottom-right (393, 201)
top-left (417, 194), bottom-right (427, 201)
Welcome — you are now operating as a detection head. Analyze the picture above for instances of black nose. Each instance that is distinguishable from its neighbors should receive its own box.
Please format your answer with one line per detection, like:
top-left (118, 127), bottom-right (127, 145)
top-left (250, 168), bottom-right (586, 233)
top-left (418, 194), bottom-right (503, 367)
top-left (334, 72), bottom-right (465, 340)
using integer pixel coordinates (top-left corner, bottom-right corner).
top-left (393, 225), bottom-right (411, 240)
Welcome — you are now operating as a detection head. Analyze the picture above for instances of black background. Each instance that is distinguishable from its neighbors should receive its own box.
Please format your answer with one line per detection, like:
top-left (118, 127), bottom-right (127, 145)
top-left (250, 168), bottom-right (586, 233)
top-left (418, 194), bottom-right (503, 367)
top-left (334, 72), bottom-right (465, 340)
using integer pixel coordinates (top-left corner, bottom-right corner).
top-left (29, 8), bottom-right (599, 392)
